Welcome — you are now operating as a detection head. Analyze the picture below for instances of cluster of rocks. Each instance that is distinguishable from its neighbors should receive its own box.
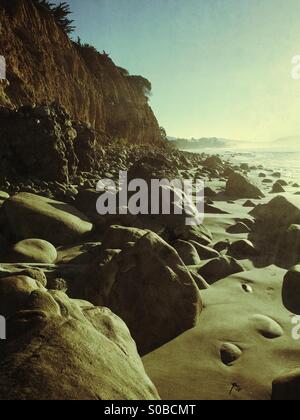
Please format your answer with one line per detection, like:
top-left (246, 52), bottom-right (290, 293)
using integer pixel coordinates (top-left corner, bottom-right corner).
top-left (1, 126), bottom-right (300, 399)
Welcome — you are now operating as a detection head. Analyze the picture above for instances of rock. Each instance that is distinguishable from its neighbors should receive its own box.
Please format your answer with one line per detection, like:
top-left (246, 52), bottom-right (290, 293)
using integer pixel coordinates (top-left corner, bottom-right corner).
top-left (250, 196), bottom-right (300, 233)
top-left (172, 224), bottom-right (212, 247)
top-left (101, 225), bottom-right (147, 250)
top-left (89, 232), bottom-right (202, 355)
top-left (174, 240), bottom-right (201, 265)
top-left (198, 256), bottom-right (244, 284)
top-left (225, 172), bottom-right (264, 199)
top-left (262, 178), bottom-right (273, 183)
top-left (213, 241), bottom-right (230, 252)
top-left (10, 239), bottom-right (57, 264)
top-left (277, 180), bottom-right (288, 187)
top-left (282, 266), bottom-right (300, 314)
top-left (293, 183), bottom-right (300, 188)
top-left (227, 222), bottom-right (250, 234)
top-left (240, 163), bottom-right (249, 171)
top-left (190, 241), bottom-right (220, 260)
top-left (271, 182), bottom-right (285, 193)
top-left (2, 193), bottom-right (93, 246)
top-left (204, 187), bottom-right (217, 197)
top-left (228, 239), bottom-right (257, 259)
top-left (272, 172), bottom-right (281, 178)
top-left (0, 274), bottom-right (159, 400)
top-left (203, 156), bottom-right (223, 170)
top-left (243, 200), bottom-right (256, 208)
top-left (258, 173), bottom-right (266, 178)
top-left (272, 369), bottom-right (300, 400)
top-left (251, 197), bottom-right (300, 267)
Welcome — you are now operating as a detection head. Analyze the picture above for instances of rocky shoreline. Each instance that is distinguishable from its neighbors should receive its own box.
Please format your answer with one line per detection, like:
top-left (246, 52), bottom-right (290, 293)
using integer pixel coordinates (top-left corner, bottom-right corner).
top-left (1, 136), bottom-right (300, 399)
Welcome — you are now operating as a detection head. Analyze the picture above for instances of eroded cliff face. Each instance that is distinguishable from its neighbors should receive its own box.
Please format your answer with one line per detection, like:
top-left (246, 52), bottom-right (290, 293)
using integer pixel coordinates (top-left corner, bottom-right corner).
top-left (0, 0), bottom-right (161, 144)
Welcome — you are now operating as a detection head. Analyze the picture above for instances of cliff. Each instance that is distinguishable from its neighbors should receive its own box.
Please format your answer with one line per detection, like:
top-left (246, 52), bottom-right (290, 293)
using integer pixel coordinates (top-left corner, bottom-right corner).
top-left (0, 0), bottom-right (161, 144)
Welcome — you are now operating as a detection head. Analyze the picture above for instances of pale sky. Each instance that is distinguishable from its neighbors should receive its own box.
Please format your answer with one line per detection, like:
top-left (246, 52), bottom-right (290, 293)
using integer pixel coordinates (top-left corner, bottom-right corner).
top-left (63, 0), bottom-right (300, 141)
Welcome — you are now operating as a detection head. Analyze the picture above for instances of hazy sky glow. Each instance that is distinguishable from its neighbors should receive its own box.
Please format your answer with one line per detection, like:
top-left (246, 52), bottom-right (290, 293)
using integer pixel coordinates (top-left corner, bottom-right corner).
top-left (62, 0), bottom-right (300, 141)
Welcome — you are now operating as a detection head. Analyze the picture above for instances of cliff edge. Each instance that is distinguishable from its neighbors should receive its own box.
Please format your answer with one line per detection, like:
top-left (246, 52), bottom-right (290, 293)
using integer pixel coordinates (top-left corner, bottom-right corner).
top-left (0, 0), bottom-right (161, 144)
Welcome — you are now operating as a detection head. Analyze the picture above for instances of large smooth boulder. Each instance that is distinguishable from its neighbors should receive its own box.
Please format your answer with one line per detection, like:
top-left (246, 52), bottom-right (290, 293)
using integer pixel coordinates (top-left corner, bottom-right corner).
top-left (228, 239), bottom-right (257, 259)
top-left (282, 266), bottom-right (300, 314)
top-left (101, 225), bottom-right (147, 250)
top-left (174, 240), bottom-right (201, 265)
top-left (86, 232), bottom-right (202, 355)
top-left (226, 173), bottom-right (264, 199)
top-left (0, 273), bottom-right (159, 400)
top-left (250, 196), bottom-right (300, 267)
top-left (272, 369), bottom-right (300, 400)
top-left (10, 239), bottom-right (57, 264)
top-left (2, 193), bottom-right (93, 246)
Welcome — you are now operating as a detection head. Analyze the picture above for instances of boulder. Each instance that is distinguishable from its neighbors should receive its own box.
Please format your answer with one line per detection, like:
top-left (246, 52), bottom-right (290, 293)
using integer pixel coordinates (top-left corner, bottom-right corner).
top-left (243, 200), bottom-right (256, 208)
top-left (227, 222), bottom-right (251, 234)
top-left (0, 274), bottom-right (159, 400)
top-left (282, 266), bottom-right (300, 314)
top-left (272, 369), bottom-right (300, 400)
top-left (271, 182), bottom-right (285, 194)
top-left (101, 225), bottom-right (147, 250)
top-left (228, 239), bottom-right (257, 259)
top-left (10, 239), bottom-right (57, 264)
top-left (190, 241), bottom-right (220, 260)
top-left (174, 240), bottom-right (201, 265)
top-left (251, 197), bottom-right (300, 267)
top-left (2, 193), bottom-right (93, 246)
top-left (225, 173), bottom-right (264, 199)
top-left (203, 156), bottom-right (223, 170)
top-left (88, 232), bottom-right (202, 355)
top-left (198, 256), bottom-right (244, 284)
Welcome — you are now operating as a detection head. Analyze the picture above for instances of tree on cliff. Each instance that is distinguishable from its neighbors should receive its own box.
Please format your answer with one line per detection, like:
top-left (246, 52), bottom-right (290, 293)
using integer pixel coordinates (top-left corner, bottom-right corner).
top-left (33, 0), bottom-right (75, 35)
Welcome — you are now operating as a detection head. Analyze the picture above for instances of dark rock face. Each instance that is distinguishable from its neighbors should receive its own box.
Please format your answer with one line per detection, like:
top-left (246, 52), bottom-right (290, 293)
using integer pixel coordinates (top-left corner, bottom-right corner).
top-left (0, 105), bottom-right (108, 182)
top-left (0, 0), bottom-right (161, 145)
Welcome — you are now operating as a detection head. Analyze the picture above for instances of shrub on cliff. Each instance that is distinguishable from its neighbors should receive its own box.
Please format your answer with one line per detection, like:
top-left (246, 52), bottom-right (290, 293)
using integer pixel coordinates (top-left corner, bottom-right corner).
top-left (33, 0), bottom-right (75, 35)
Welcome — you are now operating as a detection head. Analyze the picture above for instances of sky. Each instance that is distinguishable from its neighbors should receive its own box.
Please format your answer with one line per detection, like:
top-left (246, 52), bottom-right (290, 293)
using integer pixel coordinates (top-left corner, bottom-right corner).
top-left (59, 0), bottom-right (300, 142)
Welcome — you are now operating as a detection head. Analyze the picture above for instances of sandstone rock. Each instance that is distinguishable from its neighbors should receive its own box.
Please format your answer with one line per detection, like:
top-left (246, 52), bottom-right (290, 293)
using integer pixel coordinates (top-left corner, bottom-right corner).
top-left (174, 240), bottom-right (201, 265)
top-left (282, 266), bottom-right (300, 314)
top-left (243, 200), bottom-right (256, 208)
top-left (172, 224), bottom-right (212, 246)
top-left (251, 197), bottom-right (300, 267)
top-left (89, 232), bottom-right (202, 355)
top-left (228, 239), bottom-right (257, 259)
top-left (271, 182), bottom-right (285, 194)
top-left (225, 173), bottom-right (264, 199)
top-left (227, 222), bottom-right (251, 234)
top-left (190, 241), bottom-right (220, 260)
top-left (101, 225), bottom-right (147, 250)
top-left (272, 369), bottom-right (300, 400)
top-left (203, 156), bottom-right (223, 170)
top-left (10, 239), bottom-right (57, 264)
top-left (204, 187), bottom-right (217, 197)
top-left (2, 193), bottom-right (93, 245)
top-left (251, 196), bottom-right (300, 232)
top-left (213, 241), bottom-right (230, 253)
top-left (198, 256), bottom-right (244, 284)
top-left (0, 274), bottom-right (159, 400)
